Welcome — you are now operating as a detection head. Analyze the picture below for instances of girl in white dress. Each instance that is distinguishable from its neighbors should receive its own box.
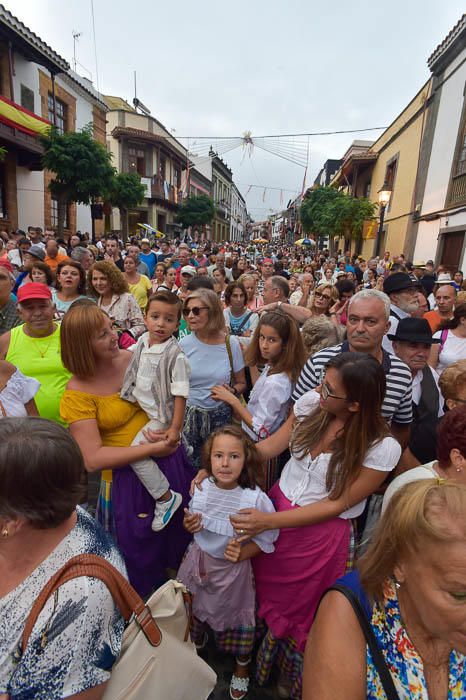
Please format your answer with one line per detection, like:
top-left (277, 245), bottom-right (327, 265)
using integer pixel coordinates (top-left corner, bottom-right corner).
top-left (178, 425), bottom-right (278, 700)
top-left (211, 310), bottom-right (306, 489)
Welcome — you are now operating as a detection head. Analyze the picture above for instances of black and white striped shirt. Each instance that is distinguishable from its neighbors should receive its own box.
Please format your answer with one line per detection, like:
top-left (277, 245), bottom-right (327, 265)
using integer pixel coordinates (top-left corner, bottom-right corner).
top-left (292, 342), bottom-right (413, 424)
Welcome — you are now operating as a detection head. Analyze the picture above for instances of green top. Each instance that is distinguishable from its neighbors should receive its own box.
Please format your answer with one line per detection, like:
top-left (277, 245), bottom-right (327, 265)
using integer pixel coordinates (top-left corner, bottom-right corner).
top-left (6, 324), bottom-right (71, 425)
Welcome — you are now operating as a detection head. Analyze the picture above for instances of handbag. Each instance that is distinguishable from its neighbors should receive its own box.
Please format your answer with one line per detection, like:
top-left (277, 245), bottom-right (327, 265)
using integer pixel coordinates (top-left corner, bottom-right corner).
top-left (225, 334), bottom-right (247, 420)
top-left (21, 553), bottom-right (217, 700)
top-left (328, 583), bottom-right (400, 700)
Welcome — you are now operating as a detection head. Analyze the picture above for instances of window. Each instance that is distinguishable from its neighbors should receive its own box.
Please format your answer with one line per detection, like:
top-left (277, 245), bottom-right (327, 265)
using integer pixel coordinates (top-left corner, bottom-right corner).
top-left (20, 84), bottom-right (34, 113)
top-left (51, 196), bottom-right (69, 229)
top-left (128, 145), bottom-right (146, 177)
top-left (457, 133), bottom-right (466, 176)
top-left (446, 94), bottom-right (466, 208)
top-left (159, 154), bottom-right (166, 181)
top-left (174, 165), bottom-right (181, 189)
top-left (47, 94), bottom-right (67, 134)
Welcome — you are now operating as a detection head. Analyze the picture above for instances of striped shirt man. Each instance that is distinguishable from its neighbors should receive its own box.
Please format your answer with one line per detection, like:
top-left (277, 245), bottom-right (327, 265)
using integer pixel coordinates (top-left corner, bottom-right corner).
top-left (293, 341), bottom-right (413, 425)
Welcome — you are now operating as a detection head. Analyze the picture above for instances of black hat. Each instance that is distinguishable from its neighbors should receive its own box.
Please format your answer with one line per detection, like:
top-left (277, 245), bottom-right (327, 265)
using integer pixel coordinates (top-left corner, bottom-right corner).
top-left (383, 272), bottom-right (419, 295)
top-left (387, 317), bottom-right (441, 345)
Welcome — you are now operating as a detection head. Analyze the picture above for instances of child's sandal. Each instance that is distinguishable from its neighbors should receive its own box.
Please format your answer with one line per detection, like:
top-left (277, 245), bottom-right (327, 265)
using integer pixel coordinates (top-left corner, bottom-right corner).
top-left (230, 657), bottom-right (252, 700)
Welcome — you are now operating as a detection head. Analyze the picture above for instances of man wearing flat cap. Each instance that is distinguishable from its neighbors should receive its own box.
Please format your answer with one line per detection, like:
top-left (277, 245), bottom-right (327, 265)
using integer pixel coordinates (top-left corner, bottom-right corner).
top-left (382, 272), bottom-right (420, 353)
top-left (390, 317), bottom-right (443, 470)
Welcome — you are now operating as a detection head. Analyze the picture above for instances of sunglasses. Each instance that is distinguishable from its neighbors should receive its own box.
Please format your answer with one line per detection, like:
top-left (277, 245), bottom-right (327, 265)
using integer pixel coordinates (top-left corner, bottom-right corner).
top-left (314, 291), bottom-right (332, 300)
top-left (183, 306), bottom-right (209, 317)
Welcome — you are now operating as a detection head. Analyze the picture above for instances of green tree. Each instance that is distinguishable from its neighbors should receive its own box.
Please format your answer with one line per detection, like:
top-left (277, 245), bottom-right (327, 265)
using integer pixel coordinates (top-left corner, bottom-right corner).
top-left (300, 186), bottom-right (377, 250)
top-left (108, 172), bottom-right (146, 241)
top-left (177, 194), bottom-right (216, 229)
top-left (41, 125), bottom-right (115, 237)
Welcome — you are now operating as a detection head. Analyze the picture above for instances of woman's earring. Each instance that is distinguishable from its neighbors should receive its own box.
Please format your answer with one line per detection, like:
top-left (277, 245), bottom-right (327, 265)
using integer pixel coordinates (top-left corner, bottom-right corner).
top-left (1, 527), bottom-right (8, 538)
top-left (456, 467), bottom-right (463, 473)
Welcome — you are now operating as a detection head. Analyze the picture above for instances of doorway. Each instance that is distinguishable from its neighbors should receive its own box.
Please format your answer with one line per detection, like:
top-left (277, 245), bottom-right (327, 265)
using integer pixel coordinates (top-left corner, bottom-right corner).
top-left (440, 230), bottom-right (465, 272)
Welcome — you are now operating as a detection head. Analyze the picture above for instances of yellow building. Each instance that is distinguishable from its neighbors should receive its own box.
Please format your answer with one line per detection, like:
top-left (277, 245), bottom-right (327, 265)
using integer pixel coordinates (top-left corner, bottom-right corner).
top-left (332, 79), bottom-right (432, 259)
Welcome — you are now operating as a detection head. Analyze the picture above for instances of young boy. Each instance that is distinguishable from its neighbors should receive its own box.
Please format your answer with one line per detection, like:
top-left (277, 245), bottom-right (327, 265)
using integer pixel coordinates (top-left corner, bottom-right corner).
top-left (121, 290), bottom-right (191, 531)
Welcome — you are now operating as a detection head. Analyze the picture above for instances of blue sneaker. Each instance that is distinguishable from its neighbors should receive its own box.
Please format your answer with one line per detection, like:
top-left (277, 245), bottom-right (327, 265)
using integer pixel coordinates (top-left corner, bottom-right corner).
top-left (151, 491), bottom-right (182, 531)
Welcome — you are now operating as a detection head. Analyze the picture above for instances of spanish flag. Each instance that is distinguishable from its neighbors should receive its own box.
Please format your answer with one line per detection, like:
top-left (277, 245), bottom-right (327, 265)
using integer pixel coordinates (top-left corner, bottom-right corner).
top-left (0, 95), bottom-right (51, 136)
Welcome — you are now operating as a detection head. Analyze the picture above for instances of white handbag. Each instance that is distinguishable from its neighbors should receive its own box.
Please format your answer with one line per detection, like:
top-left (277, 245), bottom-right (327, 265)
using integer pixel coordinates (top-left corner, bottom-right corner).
top-left (21, 554), bottom-right (217, 700)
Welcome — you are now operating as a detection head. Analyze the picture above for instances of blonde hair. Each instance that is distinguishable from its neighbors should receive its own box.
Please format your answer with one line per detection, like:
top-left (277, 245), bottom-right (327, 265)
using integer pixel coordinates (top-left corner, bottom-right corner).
top-left (61, 302), bottom-right (107, 378)
top-left (310, 282), bottom-right (338, 315)
top-left (184, 288), bottom-right (225, 334)
top-left (301, 316), bottom-right (344, 356)
top-left (359, 480), bottom-right (466, 602)
top-left (439, 359), bottom-right (466, 402)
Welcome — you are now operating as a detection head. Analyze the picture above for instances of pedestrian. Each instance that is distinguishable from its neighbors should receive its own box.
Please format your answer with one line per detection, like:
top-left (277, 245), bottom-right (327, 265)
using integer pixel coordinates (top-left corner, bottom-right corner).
top-left (52, 261), bottom-right (88, 317)
top-left (123, 254), bottom-right (152, 312)
top-left (438, 359), bottom-right (466, 409)
top-left (30, 260), bottom-right (53, 287)
top-left (424, 281), bottom-right (457, 332)
top-left (120, 290), bottom-right (191, 531)
top-left (178, 425), bottom-right (279, 700)
top-left (0, 260), bottom-right (20, 336)
top-left (304, 479), bottom-right (466, 699)
top-left (301, 316), bottom-right (344, 357)
top-left (0, 283), bottom-right (71, 424)
top-left (0, 359), bottom-right (39, 416)
top-left (430, 302), bottom-right (466, 375)
top-left (223, 281), bottom-right (259, 338)
top-left (221, 352), bottom-right (401, 699)
top-left (382, 272), bottom-right (420, 353)
top-left (60, 303), bottom-right (193, 596)
top-left (239, 273), bottom-right (263, 311)
top-left (211, 310), bottom-right (305, 489)
top-left (0, 417), bottom-right (127, 699)
top-left (179, 289), bottom-right (246, 468)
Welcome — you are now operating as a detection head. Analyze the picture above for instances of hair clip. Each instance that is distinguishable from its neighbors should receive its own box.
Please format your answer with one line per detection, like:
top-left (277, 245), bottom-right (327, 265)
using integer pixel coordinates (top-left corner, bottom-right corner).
top-left (436, 477), bottom-right (447, 486)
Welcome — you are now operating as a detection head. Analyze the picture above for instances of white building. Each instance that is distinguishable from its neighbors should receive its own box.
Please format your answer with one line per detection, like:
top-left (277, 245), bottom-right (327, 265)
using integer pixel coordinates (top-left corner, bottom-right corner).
top-left (230, 183), bottom-right (247, 241)
top-left (410, 15), bottom-right (466, 270)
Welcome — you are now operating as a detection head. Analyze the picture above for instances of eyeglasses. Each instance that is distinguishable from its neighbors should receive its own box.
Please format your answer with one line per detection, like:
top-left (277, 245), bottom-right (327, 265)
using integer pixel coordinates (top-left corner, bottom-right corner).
top-left (183, 306), bottom-right (209, 317)
top-left (314, 291), bottom-right (332, 301)
top-left (321, 381), bottom-right (347, 401)
top-left (452, 398), bottom-right (466, 404)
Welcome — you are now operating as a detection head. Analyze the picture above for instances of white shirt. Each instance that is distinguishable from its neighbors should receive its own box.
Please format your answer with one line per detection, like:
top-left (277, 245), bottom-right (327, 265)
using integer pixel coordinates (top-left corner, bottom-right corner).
top-left (433, 329), bottom-right (466, 375)
top-left (279, 390), bottom-right (401, 518)
top-left (242, 366), bottom-right (292, 441)
top-left (412, 366), bottom-right (444, 418)
top-left (0, 368), bottom-right (39, 416)
top-left (131, 336), bottom-right (190, 424)
top-left (382, 304), bottom-right (410, 354)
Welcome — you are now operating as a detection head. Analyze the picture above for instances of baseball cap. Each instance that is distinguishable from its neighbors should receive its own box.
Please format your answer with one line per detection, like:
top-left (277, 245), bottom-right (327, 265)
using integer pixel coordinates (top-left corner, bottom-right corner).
top-left (28, 245), bottom-right (46, 261)
top-left (180, 265), bottom-right (196, 277)
top-left (17, 283), bottom-right (52, 302)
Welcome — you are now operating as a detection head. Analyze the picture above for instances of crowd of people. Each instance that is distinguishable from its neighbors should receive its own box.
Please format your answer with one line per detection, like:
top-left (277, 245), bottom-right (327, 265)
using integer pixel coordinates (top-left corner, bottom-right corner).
top-left (1, 225), bottom-right (466, 699)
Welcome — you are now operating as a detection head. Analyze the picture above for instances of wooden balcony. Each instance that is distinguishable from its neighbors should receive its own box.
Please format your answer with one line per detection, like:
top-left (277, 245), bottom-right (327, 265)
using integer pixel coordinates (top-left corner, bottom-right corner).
top-left (151, 175), bottom-right (182, 210)
top-left (447, 172), bottom-right (466, 207)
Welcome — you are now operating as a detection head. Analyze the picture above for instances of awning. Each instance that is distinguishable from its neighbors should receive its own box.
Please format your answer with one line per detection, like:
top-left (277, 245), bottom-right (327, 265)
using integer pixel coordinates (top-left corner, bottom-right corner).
top-left (0, 96), bottom-right (51, 137)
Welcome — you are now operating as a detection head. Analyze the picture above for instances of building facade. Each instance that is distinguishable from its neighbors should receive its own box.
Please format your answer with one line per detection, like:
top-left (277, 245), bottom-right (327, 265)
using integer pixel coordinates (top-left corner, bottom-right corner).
top-left (211, 151), bottom-right (232, 242)
top-left (230, 183), bottom-right (247, 241)
top-left (410, 15), bottom-right (466, 271)
top-left (105, 96), bottom-right (187, 237)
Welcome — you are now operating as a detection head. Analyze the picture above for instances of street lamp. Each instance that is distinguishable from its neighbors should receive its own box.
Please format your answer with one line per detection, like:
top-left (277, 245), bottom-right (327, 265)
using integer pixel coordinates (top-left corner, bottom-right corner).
top-left (373, 182), bottom-right (392, 257)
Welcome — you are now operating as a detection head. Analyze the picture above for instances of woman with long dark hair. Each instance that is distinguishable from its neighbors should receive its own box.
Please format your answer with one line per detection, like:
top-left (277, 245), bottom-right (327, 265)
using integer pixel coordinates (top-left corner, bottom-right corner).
top-left (429, 302), bottom-right (466, 374)
top-left (226, 352), bottom-right (401, 699)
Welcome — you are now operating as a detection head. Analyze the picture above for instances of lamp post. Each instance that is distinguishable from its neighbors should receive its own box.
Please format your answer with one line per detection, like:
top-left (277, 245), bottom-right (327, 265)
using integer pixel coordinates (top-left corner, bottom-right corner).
top-left (373, 182), bottom-right (392, 258)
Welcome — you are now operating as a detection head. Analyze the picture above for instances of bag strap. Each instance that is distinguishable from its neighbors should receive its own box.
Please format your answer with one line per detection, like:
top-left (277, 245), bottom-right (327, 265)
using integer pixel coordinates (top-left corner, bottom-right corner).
top-left (440, 328), bottom-right (448, 352)
top-left (328, 584), bottom-right (400, 700)
top-left (236, 311), bottom-right (253, 335)
top-left (21, 553), bottom-right (161, 653)
top-left (225, 334), bottom-right (235, 386)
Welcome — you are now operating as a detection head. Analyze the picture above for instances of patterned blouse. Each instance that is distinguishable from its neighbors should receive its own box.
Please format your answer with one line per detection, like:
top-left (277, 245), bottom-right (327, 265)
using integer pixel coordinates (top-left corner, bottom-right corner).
top-left (367, 580), bottom-right (466, 698)
top-left (97, 292), bottom-right (145, 337)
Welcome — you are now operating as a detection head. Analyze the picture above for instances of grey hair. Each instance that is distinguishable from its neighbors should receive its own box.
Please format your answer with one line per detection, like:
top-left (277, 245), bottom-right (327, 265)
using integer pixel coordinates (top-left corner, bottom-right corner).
top-left (301, 316), bottom-right (345, 357)
top-left (348, 288), bottom-right (391, 320)
top-left (70, 246), bottom-right (89, 263)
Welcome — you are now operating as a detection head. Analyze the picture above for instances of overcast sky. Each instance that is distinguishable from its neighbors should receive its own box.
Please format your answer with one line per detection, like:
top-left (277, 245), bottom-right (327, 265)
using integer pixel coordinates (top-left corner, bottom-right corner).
top-left (7, 0), bottom-right (465, 220)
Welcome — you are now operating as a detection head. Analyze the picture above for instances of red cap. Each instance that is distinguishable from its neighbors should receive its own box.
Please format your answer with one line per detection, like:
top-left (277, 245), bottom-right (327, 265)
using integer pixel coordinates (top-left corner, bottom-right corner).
top-left (17, 283), bottom-right (52, 302)
top-left (262, 258), bottom-right (273, 264)
top-left (0, 258), bottom-right (13, 273)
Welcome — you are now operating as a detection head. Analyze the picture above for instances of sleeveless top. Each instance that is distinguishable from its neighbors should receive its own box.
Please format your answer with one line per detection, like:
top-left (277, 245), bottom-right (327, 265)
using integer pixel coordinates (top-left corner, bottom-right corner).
top-left (6, 325), bottom-right (70, 425)
top-left (337, 571), bottom-right (466, 698)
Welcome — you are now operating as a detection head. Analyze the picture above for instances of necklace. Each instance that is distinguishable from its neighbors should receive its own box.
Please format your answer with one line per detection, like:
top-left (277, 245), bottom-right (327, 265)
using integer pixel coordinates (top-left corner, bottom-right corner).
top-left (34, 336), bottom-right (55, 358)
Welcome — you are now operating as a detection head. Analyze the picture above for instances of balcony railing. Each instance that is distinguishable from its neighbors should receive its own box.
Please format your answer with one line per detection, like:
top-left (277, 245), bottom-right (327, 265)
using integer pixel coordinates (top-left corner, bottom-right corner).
top-left (151, 175), bottom-right (183, 204)
top-left (448, 172), bottom-right (466, 207)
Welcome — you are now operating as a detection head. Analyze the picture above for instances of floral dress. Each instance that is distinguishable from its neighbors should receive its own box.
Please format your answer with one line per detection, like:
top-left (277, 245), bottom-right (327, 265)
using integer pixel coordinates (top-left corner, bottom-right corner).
top-left (367, 580), bottom-right (466, 698)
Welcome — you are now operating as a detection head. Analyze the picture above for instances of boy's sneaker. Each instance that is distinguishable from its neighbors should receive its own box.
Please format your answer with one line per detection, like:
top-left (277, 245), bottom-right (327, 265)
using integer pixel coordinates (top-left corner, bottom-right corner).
top-left (151, 491), bottom-right (182, 531)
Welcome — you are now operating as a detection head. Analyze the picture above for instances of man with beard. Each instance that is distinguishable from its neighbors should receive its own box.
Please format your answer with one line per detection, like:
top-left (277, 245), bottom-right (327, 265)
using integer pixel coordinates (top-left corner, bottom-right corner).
top-left (382, 272), bottom-right (420, 353)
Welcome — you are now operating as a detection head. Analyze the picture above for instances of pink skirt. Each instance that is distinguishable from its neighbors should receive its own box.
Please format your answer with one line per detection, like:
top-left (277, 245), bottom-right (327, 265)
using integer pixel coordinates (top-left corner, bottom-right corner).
top-left (177, 540), bottom-right (256, 631)
top-left (253, 484), bottom-right (350, 652)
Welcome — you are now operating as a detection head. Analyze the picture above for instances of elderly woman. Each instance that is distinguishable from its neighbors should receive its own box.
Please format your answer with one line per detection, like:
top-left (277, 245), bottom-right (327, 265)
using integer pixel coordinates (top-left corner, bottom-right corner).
top-left (52, 260), bottom-right (88, 317)
top-left (0, 417), bottom-right (126, 699)
top-left (179, 288), bottom-right (246, 468)
top-left (88, 260), bottom-right (145, 340)
top-left (301, 316), bottom-right (344, 357)
top-left (304, 478), bottom-right (466, 699)
top-left (439, 359), bottom-right (466, 409)
top-left (59, 303), bottom-right (193, 596)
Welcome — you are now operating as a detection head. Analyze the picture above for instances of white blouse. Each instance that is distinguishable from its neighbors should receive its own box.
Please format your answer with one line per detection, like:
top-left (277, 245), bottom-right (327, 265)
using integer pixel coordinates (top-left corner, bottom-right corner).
top-left (191, 479), bottom-right (279, 558)
top-left (242, 366), bottom-right (293, 441)
top-left (279, 390), bottom-right (401, 518)
top-left (0, 368), bottom-right (40, 417)
top-left (433, 329), bottom-right (466, 375)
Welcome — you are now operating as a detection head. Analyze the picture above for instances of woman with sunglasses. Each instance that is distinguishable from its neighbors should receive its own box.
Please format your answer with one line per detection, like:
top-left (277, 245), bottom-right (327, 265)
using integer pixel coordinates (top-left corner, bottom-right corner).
top-left (217, 352), bottom-right (400, 699)
top-left (179, 289), bottom-right (247, 468)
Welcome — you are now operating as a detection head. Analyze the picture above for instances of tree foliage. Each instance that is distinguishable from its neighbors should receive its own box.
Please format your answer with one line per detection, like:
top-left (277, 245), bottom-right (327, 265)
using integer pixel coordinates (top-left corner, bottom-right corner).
top-left (108, 172), bottom-right (146, 240)
top-left (300, 186), bottom-right (377, 242)
top-left (41, 124), bottom-right (115, 236)
top-left (177, 194), bottom-right (216, 228)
